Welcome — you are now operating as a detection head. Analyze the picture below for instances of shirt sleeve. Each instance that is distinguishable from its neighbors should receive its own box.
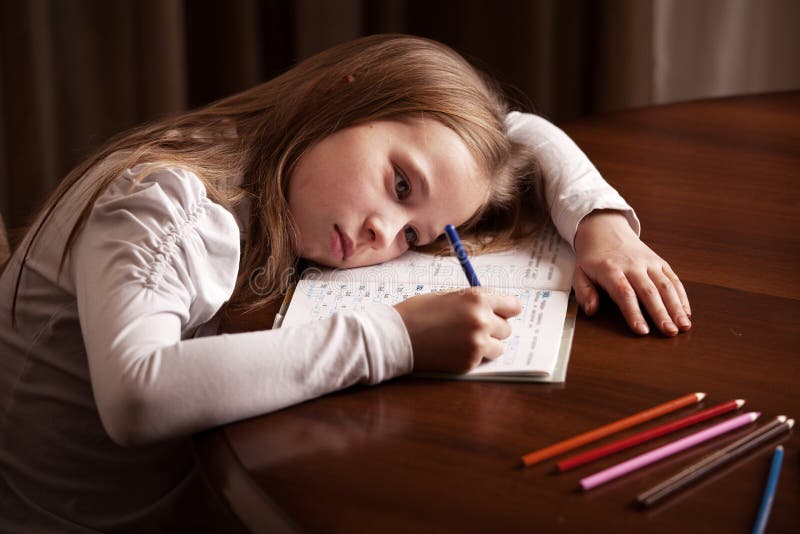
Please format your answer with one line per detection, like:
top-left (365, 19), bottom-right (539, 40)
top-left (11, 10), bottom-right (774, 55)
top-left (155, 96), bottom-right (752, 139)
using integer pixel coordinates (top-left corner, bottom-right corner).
top-left (72, 166), bottom-right (412, 447)
top-left (505, 111), bottom-right (641, 247)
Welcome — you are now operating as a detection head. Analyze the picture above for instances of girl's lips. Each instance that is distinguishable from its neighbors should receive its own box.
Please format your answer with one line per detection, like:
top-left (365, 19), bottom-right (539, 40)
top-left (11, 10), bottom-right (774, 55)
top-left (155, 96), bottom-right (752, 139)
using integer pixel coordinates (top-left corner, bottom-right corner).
top-left (333, 225), bottom-right (354, 261)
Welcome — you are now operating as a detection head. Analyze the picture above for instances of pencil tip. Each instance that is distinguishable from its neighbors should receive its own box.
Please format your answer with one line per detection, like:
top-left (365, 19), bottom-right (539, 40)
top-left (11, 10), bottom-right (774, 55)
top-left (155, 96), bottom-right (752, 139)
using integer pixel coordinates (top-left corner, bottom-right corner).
top-left (787, 419), bottom-right (795, 429)
top-left (777, 415), bottom-right (787, 423)
top-left (735, 399), bottom-right (745, 407)
top-left (776, 445), bottom-right (784, 451)
top-left (750, 412), bottom-right (761, 420)
top-left (696, 392), bottom-right (706, 401)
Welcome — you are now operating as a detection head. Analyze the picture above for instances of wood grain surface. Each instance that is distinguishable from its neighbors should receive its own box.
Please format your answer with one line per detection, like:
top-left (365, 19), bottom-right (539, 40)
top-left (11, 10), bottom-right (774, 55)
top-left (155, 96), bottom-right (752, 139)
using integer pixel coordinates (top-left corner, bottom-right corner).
top-left (195, 92), bottom-right (800, 533)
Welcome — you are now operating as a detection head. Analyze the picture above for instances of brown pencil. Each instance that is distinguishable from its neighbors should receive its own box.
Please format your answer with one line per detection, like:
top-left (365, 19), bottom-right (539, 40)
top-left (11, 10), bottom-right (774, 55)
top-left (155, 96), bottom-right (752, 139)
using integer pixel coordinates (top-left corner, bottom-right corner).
top-left (521, 392), bottom-right (705, 467)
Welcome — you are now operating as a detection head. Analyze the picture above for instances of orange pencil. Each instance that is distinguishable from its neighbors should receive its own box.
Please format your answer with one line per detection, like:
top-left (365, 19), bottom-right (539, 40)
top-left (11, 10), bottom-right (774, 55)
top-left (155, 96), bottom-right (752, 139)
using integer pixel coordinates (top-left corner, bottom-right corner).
top-left (520, 392), bottom-right (705, 467)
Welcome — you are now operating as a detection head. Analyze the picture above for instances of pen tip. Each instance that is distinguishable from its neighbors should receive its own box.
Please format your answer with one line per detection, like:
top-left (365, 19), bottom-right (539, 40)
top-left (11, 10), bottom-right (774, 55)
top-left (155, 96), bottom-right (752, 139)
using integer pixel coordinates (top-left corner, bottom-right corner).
top-left (735, 399), bottom-right (745, 407)
top-left (695, 392), bottom-right (706, 401)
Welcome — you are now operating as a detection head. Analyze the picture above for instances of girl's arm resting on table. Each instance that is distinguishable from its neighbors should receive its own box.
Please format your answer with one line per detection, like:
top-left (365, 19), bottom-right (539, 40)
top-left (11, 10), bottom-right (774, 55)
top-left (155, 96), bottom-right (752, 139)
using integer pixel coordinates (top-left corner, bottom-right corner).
top-left (72, 168), bottom-right (412, 446)
top-left (505, 112), bottom-right (691, 335)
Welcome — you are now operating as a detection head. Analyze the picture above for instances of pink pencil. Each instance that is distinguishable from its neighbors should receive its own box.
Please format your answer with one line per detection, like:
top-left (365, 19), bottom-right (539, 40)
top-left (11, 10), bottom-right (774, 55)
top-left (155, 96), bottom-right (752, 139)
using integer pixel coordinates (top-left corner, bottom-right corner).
top-left (558, 399), bottom-right (745, 472)
top-left (579, 412), bottom-right (760, 491)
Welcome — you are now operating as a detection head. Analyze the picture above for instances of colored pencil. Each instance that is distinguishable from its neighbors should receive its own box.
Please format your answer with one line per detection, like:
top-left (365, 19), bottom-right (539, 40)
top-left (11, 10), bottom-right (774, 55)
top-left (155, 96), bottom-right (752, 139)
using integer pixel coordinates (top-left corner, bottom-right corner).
top-left (521, 392), bottom-right (705, 467)
top-left (636, 416), bottom-right (793, 508)
top-left (557, 399), bottom-right (744, 472)
top-left (752, 445), bottom-right (786, 534)
top-left (579, 411), bottom-right (760, 491)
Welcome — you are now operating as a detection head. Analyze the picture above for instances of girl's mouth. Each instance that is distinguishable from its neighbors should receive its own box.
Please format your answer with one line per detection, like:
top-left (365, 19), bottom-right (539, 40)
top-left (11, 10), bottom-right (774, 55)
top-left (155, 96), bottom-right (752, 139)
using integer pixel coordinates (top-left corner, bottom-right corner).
top-left (333, 225), bottom-right (354, 261)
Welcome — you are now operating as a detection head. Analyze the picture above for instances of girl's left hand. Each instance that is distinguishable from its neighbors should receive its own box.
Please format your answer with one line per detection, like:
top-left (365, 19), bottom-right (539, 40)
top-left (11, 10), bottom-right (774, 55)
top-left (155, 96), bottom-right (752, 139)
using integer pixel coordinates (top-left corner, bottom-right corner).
top-left (572, 210), bottom-right (692, 336)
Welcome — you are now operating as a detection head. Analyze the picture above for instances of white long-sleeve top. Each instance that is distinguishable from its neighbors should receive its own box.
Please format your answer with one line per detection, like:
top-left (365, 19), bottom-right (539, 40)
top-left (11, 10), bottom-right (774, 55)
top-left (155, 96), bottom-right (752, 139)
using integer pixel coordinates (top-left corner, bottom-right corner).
top-left (0, 113), bottom-right (638, 531)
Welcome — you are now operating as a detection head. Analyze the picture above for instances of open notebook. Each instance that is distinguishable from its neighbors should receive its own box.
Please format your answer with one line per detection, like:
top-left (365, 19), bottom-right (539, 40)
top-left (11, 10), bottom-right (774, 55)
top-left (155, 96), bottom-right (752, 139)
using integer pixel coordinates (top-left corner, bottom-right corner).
top-left (274, 224), bottom-right (577, 383)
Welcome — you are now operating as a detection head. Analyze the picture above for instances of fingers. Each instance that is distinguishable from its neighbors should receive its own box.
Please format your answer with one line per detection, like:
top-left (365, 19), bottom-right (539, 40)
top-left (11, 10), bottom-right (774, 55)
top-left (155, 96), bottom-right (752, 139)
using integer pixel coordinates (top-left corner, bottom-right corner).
top-left (459, 287), bottom-right (521, 317)
top-left (462, 289), bottom-right (518, 338)
top-left (601, 269), bottom-right (651, 335)
top-left (488, 311), bottom-right (513, 340)
top-left (648, 267), bottom-right (691, 332)
top-left (458, 287), bottom-right (521, 321)
top-left (572, 211), bottom-right (693, 337)
top-left (462, 289), bottom-right (518, 358)
top-left (627, 270), bottom-right (678, 336)
top-left (596, 264), bottom-right (691, 337)
top-left (573, 268), bottom-right (600, 316)
top-left (482, 337), bottom-right (506, 360)
top-left (399, 290), bottom-right (519, 374)
top-left (486, 292), bottom-right (523, 319)
top-left (664, 265), bottom-right (692, 317)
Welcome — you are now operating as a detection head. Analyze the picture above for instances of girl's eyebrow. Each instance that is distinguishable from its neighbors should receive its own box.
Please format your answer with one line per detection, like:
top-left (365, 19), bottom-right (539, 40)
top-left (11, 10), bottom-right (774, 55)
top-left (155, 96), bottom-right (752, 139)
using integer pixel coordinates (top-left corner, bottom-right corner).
top-left (404, 156), bottom-right (430, 199)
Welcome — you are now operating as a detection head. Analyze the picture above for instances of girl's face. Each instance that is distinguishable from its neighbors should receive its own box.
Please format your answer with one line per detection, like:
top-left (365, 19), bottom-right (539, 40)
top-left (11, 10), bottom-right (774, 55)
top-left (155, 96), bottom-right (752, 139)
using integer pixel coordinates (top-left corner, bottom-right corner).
top-left (288, 118), bottom-right (488, 268)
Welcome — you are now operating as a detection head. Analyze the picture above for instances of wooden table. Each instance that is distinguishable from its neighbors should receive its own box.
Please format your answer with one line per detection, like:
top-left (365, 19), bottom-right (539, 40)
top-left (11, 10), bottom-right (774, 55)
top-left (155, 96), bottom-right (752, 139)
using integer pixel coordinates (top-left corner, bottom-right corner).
top-left (196, 92), bottom-right (800, 533)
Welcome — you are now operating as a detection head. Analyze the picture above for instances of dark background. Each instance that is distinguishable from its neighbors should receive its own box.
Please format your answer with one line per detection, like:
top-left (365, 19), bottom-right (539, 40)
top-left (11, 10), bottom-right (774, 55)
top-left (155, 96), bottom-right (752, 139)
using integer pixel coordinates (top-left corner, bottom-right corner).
top-left (1, 0), bottom-right (798, 236)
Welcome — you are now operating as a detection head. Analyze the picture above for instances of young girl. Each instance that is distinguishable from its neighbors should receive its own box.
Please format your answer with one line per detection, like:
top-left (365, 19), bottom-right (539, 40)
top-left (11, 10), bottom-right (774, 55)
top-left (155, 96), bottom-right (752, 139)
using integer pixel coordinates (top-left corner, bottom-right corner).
top-left (0, 35), bottom-right (690, 531)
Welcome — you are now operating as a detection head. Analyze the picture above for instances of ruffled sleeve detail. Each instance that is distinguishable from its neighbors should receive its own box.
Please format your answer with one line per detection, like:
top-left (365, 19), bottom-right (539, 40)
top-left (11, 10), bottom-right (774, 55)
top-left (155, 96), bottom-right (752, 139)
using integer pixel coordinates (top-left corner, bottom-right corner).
top-left (70, 165), bottom-right (412, 446)
top-left (82, 165), bottom-right (240, 332)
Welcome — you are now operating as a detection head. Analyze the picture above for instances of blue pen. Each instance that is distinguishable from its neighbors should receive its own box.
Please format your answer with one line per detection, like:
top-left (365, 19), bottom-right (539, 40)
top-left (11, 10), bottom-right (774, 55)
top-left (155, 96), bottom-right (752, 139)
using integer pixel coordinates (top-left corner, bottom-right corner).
top-left (752, 445), bottom-right (784, 534)
top-left (444, 224), bottom-right (480, 286)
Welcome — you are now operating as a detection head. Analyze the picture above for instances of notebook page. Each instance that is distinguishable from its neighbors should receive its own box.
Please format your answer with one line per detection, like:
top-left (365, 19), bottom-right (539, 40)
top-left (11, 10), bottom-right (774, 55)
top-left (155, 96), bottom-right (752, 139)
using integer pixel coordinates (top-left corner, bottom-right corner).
top-left (281, 279), bottom-right (569, 376)
top-left (299, 224), bottom-right (574, 292)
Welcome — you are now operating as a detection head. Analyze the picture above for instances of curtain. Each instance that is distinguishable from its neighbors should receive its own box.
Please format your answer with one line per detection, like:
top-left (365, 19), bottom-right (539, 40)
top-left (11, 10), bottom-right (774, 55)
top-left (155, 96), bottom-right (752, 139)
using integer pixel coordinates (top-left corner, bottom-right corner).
top-left (1, 0), bottom-right (798, 236)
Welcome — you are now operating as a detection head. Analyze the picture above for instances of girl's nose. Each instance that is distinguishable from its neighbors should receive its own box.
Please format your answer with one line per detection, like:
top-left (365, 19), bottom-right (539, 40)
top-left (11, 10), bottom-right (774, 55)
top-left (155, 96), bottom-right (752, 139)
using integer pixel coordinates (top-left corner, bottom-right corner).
top-left (364, 214), bottom-right (402, 250)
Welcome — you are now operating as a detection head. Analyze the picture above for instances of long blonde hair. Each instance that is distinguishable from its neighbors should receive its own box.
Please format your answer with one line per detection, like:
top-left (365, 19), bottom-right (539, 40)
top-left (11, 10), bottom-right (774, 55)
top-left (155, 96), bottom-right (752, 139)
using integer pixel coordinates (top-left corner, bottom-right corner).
top-left (8, 34), bottom-right (544, 316)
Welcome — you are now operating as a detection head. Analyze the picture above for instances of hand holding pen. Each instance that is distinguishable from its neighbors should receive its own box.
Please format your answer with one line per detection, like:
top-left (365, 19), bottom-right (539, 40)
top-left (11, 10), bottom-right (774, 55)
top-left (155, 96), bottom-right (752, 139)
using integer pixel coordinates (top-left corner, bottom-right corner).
top-left (394, 225), bottom-right (521, 373)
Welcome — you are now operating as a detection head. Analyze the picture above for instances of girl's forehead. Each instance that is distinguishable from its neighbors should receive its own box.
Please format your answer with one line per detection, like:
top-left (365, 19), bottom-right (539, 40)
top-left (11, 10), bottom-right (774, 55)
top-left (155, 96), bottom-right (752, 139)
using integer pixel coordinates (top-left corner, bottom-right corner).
top-left (319, 117), bottom-right (491, 206)
top-left (372, 117), bottom-right (485, 167)
top-left (405, 118), bottom-right (490, 176)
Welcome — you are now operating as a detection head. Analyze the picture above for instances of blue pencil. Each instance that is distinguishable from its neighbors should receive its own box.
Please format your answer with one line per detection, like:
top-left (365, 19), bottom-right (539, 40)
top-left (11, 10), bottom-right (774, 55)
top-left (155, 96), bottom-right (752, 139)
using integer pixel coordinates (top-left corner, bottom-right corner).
top-left (444, 224), bottom-right (480, 286)
top-left (752, 445), bottom-right (784, 534)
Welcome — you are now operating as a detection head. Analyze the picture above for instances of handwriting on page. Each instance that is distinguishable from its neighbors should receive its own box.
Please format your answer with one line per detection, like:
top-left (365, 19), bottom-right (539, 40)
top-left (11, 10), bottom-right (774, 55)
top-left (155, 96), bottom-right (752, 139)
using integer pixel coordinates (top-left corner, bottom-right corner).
top-left (283, 280), bottom-right (568, 376)
top-left (280, 223), bottom-right (574, 378)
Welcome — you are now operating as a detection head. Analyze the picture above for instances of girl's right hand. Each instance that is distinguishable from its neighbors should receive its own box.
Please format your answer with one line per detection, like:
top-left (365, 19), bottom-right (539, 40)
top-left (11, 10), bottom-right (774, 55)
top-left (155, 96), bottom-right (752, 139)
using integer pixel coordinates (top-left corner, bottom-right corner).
top-left (394, 288), bottom-right (522, 374)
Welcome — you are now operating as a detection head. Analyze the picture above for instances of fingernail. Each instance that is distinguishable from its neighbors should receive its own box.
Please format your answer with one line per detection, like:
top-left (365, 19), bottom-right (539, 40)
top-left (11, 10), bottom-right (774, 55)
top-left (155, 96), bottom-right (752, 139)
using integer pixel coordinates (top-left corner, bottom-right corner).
top-left (677, 315), bottom-right (691, 329)
top-left (635, 321), bottom-right (650, 335)
top-left (662, 320), bottom-right (679, 336)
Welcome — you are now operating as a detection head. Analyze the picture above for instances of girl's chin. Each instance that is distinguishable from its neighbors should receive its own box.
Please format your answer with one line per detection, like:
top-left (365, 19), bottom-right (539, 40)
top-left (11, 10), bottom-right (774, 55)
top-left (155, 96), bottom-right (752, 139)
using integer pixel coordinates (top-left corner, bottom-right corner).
top-left (298, 253), bottom-right (341, 269)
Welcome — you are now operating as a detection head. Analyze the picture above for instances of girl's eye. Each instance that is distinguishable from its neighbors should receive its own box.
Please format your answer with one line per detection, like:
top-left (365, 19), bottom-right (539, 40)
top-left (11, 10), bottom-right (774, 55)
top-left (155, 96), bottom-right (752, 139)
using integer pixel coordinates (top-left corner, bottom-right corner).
top-left (403, 225), bottom-right (419, 246)
top-left (394, 168), bottom-right (412, 200)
